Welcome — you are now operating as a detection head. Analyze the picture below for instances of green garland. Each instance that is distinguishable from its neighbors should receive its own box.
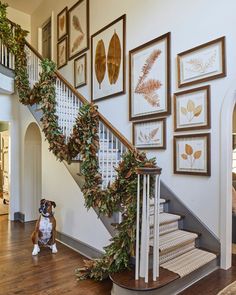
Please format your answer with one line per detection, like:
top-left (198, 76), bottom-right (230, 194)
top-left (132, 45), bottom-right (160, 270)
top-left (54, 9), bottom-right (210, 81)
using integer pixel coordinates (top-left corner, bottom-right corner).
top-left (0, 2), bottom-right (156, 281)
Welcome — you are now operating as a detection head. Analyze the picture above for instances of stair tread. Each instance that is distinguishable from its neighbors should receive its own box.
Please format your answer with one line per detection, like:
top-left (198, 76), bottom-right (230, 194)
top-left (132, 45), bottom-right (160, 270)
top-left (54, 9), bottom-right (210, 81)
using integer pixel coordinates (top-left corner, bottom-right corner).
top-left (158, 212), bottom-right (182, 225)
top-left (150, 230), bottom-right (198, 252)
top-left (160, 248), bottom-right (217, 277)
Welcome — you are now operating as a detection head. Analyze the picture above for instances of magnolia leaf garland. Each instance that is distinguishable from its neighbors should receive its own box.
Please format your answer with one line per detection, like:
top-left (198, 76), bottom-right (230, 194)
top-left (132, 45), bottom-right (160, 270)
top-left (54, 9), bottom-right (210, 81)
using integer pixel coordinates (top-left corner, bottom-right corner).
top-left (0, 2), bottom-right (157, 281)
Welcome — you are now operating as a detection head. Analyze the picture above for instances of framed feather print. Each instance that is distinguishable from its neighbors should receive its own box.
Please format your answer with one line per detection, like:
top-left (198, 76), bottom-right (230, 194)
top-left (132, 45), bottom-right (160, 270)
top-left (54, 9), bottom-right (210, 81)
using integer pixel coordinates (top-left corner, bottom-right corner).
top-left (68, 0), bottom-right (89, 60)
top-left (129, 32), bottom-right (171, 121)
top-left (57, 7), bottom-right (68, 41)
top-left (57, 36), bottom-right (68, 69)
top-left (91, 14), bottom-right (126, 102)
top-left (74, 53), bottom-right (87, 88)
top-left (133, 118), bottom-right (166, 149)
top-left (177, 37), bottom-right (226, 88)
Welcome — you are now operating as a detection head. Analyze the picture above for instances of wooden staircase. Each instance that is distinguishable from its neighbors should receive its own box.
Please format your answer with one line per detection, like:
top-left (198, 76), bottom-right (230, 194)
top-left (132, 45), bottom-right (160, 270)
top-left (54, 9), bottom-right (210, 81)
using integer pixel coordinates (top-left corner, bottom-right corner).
top-left (110, 197), bottom-right (218, 294)
top-left (0, 19), bottom-right (220, 294)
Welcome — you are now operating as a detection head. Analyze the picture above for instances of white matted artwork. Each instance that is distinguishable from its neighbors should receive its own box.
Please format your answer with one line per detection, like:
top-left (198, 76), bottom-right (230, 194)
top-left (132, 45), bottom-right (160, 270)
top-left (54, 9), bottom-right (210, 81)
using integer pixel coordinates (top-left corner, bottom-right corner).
top-left (174, 85), bottom-right (211, 132)
top-left (91, 15), bottom-right (126, 102)
top-left (174, 133), bottom-right (210, 176)
top-left (129, 32), bottom-right (171, 120)
top-left (57, 7), bottom-right (68, 41)
top-left (68, 0), bottom-right (89, 60)
top-left (57, 36), bottom-right (68, 69)
top-left (177, 37), bottom-right (226, 87)
top-left (74, 53), bottom-right (87, 88)
top-left (133, 119), bottom-right (166, 149)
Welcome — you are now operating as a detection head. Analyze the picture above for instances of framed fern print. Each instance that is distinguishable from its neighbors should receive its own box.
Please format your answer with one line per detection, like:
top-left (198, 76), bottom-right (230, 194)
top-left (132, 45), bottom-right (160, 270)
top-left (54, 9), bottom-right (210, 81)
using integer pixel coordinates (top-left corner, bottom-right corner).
top-left (129, 32), bottom-right (171, 121)
top-left (68, 0), bottom-right (89, 60)
top-left (177, 37), bottom-right (226, 88)
top-left (91, 15), bottom-right (126, 102)
top-left (174, 133), bottom-right (211, 176)
top-left (174, 85), bottom-right (211, 132)
top-left (133, 118), bottom-right (166, 149)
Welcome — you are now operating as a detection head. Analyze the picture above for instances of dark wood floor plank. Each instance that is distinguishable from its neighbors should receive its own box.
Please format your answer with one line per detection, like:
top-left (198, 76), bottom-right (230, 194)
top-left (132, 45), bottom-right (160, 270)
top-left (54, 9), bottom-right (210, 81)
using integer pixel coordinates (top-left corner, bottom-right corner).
top-left (0, 215), bottom-right (112, 295)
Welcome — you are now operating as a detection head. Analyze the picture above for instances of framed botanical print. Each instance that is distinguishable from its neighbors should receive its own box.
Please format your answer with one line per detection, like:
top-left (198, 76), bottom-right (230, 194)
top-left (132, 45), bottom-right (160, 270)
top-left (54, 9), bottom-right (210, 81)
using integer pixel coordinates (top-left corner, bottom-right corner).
top-left (57, 36), bottom-right (68, 69)
top-left (129, 32), bottom-right (171, 121)
top-left (74, 53), bottom-right (87, 88)
top-left (91, 14), bottom-right (126, 102)
top-left (174, 133), bottom-right (211, 176)
top-left (133, 118), bottom-right (166, 149)
top-left (174, 85), bottom-right (211, 132)
top-left (68, 0), bottom-right (89, 60)
top-left (177, 37), bottom-right (226, 88)
top-left (57, 7), bottom-right (68, 41)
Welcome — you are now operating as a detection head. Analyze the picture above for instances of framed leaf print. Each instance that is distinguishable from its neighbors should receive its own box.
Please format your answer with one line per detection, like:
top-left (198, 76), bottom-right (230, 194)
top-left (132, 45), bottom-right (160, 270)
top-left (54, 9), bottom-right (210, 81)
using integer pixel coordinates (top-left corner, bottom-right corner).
top-left (91, 14), bottom-right (126, 102)
top-left (174, 133), bottom-right (211, 176)
top-left (129, 32), bottom-right (171, 121)
top-left (68, 0), bottom-right (89, 60)
top-left (74, 53), bottom-right (87, 88)
top-left (174, 85), bottom-right (211, 132)
top-left (57, 7), bottom-right (68, 41)
top-left (133, 118), bottom-right (166, 149)
top-left (177, 37), bottom-right (226, 88)
top-left (57, 36), bottom-right (68, 69)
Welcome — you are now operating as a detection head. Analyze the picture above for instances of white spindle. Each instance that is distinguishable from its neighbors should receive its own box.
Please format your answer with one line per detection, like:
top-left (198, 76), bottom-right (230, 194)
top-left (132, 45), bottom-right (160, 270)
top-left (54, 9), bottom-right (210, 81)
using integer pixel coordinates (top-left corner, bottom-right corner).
top-left (135, 174), bottom-right (140, 280)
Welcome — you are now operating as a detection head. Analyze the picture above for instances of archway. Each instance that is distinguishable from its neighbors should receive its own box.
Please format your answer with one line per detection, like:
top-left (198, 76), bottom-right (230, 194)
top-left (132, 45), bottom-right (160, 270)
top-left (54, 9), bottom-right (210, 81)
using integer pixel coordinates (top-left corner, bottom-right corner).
top-left (23, 122), bottom-right (42, 221)
top-left (220, 85), bottom-right (236, 269)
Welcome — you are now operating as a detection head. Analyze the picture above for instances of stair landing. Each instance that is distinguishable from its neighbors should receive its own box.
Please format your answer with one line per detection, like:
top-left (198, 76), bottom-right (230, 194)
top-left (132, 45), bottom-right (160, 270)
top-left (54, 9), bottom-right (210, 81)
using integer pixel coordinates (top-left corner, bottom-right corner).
top-left (110, 267), bottom-right (179, 291)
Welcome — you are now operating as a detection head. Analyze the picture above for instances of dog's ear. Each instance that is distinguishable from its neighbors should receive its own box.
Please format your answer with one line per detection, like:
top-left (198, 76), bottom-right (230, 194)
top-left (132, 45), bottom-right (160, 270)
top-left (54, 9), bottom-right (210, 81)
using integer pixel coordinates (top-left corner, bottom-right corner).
top-left (40, 198), bottom-right (46, 204)
top-left (51, 201), bottom-right (56, 208)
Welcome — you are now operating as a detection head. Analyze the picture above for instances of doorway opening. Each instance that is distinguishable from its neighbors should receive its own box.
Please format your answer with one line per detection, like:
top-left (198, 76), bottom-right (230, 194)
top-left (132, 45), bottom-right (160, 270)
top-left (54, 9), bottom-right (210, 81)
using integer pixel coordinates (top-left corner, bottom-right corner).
top-left (42, 18), bottom-right (52, 59)
top-left (0, 121), bottom-right (9, 216)
top-left (23, 123), bottom-right (42, 221)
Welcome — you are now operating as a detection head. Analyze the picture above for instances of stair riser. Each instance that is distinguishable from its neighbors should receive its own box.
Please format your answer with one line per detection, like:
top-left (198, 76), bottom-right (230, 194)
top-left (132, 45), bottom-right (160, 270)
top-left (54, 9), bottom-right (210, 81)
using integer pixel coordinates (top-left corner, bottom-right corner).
top-left (149, 203), bottom-right (164, 214)
top-left (150, 221), bottom-right (179, 237)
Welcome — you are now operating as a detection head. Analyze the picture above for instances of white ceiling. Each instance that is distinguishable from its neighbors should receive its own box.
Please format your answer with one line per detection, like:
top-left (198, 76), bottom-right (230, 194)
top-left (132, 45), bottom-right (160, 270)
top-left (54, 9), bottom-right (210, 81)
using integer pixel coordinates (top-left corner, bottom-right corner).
top-left (7, 0), bottom-right (44, 14)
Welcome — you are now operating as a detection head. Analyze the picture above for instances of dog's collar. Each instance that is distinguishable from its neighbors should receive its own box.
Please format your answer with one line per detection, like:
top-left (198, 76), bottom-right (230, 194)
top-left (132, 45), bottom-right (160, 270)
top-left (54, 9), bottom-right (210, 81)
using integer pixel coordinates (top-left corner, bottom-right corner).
top-left (41, 212), bottom-right (54, 218)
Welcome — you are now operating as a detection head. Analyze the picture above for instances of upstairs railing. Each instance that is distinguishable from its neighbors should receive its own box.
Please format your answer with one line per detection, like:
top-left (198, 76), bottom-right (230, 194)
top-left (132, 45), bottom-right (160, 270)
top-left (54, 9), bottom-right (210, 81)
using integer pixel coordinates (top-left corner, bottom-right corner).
top-left (0, 25), bottom-right (161, 283)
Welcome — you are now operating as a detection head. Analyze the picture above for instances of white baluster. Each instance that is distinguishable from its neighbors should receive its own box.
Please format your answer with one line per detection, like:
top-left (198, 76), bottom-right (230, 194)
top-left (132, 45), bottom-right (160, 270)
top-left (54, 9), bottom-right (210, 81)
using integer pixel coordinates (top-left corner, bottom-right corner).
top-left (135, 174), bottom-right (140, 280)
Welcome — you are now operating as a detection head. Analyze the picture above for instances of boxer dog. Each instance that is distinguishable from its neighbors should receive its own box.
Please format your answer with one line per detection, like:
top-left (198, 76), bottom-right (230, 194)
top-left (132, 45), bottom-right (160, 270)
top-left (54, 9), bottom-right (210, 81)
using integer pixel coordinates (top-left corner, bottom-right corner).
top-left (31, 199), bottom-right (58, 256)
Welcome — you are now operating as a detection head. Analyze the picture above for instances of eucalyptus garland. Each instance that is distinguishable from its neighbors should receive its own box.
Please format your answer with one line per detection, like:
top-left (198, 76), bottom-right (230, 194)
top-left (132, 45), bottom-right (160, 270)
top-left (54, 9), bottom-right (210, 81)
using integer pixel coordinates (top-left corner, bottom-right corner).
top-left (0, 2), bottom-right (156, 281)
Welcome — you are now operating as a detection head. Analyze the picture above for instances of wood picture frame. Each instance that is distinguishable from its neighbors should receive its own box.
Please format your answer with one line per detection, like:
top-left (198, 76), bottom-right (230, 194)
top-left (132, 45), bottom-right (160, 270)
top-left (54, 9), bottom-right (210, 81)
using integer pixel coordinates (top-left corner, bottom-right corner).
top-left (57, 7), bottom-right (68, 41)
top-left (129, 32), bottom-right (171, 121)
top-left (132, 118), bottom-right (166, 150)
top-left (174, 85), bottom-right (211, 132)
top-left (68, 0), bottom-right (89, 60)
top-left (74, 53), bottom-right (87, 88)
top-left (173, 133), bottom-right (211, 176)
top-left (57, 36), bottom-right (68, 69)
top-left (177, 37), bottom-right (226, 88)
top-left (91, 14), bottom-right (126, 102)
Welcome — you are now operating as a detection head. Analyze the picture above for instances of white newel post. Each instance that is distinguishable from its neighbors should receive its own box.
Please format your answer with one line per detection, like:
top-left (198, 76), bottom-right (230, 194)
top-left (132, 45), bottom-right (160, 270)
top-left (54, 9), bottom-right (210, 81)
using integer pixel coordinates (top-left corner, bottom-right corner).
top-left (135, 167), bottom-right (162, 283)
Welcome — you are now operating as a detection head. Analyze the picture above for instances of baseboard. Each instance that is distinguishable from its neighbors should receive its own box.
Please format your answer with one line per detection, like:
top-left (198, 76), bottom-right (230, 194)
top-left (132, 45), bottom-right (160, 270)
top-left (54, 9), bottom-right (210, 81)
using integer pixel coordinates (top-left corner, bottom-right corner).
top-left (56, 230), bottom-right (104, 259)
top-left (14, 212), bottom-right (25, 223)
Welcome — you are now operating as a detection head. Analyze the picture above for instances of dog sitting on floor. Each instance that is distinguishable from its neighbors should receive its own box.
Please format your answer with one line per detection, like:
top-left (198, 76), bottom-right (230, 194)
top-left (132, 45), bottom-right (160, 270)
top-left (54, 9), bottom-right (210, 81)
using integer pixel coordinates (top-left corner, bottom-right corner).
top-left (31, 199), bottom-right (58, 256)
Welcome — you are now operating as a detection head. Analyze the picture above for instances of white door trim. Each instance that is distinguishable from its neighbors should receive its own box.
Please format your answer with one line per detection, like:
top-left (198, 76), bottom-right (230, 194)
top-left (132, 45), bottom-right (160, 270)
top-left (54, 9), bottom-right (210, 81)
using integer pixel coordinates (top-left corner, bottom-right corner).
top-left (220, 83), bottom-right (236, 269)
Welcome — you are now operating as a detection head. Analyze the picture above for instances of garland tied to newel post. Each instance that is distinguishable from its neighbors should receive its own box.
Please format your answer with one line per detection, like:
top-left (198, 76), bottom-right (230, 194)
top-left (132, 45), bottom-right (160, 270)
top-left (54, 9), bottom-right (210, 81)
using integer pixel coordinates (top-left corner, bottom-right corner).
top-left (0, 2), bottom-right (157, 281)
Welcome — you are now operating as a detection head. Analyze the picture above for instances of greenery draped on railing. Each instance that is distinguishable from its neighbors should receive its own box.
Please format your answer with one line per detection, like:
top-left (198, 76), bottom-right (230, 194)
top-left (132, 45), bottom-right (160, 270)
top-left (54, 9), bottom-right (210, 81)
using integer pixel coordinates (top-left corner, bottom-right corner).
top-left (0, 2), bottom-right (156, 280)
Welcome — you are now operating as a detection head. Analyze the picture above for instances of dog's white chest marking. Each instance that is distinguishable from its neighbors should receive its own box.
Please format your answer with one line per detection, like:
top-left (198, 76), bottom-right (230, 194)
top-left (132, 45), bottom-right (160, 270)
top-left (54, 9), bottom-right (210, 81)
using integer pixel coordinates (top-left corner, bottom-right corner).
top-left (39, 216), bottom-right (53, 244)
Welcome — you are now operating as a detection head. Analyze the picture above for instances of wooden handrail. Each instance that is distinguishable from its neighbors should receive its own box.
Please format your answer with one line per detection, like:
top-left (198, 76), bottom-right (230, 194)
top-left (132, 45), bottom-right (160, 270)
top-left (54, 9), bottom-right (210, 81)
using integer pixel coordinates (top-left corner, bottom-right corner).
top-left (25, 41), bottom-right (135, 152)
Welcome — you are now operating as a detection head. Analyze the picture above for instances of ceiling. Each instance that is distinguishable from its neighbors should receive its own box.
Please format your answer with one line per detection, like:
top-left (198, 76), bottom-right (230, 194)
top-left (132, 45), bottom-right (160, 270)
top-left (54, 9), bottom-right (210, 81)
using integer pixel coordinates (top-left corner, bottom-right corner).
top-left (6, 0), bottom-right (44, 14)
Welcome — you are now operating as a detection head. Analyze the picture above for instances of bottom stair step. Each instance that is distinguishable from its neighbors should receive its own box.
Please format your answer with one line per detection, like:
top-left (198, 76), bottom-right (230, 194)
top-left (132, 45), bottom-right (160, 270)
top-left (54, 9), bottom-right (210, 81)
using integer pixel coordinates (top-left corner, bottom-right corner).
top-left (160, 248), bottom-right (216, 277)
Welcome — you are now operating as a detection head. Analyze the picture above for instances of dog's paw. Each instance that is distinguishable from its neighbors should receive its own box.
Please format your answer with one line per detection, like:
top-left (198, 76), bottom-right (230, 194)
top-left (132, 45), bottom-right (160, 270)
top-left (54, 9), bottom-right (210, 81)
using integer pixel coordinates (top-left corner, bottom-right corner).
top-left (51, 244), bottom-right (58, 254)
top-left (32, 244), bottom-right (39, 256)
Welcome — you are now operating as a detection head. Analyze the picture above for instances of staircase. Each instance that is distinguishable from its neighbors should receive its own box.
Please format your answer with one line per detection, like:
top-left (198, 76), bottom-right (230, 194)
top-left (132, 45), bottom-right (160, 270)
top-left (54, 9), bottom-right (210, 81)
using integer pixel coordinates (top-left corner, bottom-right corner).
top-left (0, 19), bottom-right (220, 295)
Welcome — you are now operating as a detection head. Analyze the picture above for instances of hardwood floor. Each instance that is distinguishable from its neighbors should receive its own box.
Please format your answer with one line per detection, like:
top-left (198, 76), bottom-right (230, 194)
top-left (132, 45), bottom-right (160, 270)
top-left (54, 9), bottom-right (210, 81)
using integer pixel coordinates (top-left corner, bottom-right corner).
top-left (0, 215), bottom-right (112, 295)
top-left (180, 255), bottom-right (236, 294)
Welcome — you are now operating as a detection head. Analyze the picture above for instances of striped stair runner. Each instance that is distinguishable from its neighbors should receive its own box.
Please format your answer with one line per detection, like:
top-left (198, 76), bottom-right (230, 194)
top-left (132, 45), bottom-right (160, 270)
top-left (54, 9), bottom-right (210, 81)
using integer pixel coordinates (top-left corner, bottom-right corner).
top-left (148, 200), bottom-right (217, 278)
